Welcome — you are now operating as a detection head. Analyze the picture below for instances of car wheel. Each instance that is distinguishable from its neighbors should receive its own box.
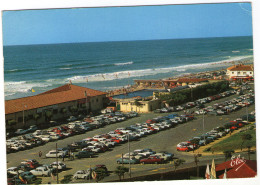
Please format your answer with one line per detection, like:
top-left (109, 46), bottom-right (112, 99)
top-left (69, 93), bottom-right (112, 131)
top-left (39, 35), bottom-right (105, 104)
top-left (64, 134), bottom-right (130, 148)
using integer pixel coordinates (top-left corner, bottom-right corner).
top-left (117, 161), bottom-right (120, 164)
top-left (42, 174), bottom-right (45, 177)
top-left (155, 162), bottom-right (158, 164)
top-left (84, 176), bottom-right (88, 179)
top-left (59, 155), bottom-right (62, 158)
top-left (75, 176), bottom-right (78, 180)
top-left (142, 162), bottom-right (145, 165)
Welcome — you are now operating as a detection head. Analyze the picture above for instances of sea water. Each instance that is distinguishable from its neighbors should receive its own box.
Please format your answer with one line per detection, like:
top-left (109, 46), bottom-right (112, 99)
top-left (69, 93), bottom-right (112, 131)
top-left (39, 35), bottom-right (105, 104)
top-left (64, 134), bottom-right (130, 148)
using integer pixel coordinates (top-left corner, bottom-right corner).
top-left (3, 36), bottom-right (253, 100)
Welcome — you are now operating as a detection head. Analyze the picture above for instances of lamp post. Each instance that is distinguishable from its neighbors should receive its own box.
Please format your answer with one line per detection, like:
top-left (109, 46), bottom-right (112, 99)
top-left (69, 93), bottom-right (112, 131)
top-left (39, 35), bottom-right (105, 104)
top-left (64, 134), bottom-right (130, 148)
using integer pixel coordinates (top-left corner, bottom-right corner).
top-left (56, 143), bottom-right (59, 184)
top-left (22, 104), bottom-right (27, 128)
top-left (128, 132), bottom-right (132, 179)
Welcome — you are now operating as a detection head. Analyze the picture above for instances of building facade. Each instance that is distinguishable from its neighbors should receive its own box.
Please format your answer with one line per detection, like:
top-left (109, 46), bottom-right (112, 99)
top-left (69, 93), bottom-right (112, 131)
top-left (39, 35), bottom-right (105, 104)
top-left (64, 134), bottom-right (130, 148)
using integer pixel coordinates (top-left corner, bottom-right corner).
top-left (227, 64), bottom-right (254, 81)
top-left (118, 98), bottom-right (161, 113)
top-left (5, 84), bottom-right (107, 130)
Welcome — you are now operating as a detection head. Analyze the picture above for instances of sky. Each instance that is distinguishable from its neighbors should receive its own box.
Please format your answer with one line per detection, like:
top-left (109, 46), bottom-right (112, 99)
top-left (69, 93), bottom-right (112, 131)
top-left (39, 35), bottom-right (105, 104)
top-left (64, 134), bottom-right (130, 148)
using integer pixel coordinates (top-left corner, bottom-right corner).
top-left (2, 2), bottom-right (253, 46)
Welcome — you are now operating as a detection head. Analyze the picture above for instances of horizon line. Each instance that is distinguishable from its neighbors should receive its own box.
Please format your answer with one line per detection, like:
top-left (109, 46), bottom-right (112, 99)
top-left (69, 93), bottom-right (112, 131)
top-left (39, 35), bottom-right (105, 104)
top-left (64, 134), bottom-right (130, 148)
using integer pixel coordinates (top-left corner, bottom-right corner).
top-left (3, 35), bottom-right (252, 47)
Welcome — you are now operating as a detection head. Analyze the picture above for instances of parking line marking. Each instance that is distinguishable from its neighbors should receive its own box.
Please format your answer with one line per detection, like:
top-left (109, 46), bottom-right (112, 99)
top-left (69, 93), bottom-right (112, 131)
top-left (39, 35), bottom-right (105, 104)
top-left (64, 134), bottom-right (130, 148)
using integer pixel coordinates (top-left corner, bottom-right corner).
top-left (151, 169), bottom-right (158, 172)
top-left (159, 168), bottom-right (166, 170)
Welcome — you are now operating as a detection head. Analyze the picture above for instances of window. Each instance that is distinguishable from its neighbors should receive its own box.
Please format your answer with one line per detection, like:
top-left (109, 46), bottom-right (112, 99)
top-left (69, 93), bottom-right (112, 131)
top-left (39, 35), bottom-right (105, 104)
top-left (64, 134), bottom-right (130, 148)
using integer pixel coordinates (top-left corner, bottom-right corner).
top-left (53, 109), bottom-right (58, 114)
top-left (18, 117), bottom-right (23, 122)
top-left (243, 72), bottom-right (246, 75)
top-left (96, 98), bottom-right (99, 102)
top-left (238, 72), bottom-right (240, 75)
top-left (232, 72), bottom-right (234, 74)
top-left (28, 114), bottom-right (33, 120)
top-left (250, 72), bottom-right (252, 74)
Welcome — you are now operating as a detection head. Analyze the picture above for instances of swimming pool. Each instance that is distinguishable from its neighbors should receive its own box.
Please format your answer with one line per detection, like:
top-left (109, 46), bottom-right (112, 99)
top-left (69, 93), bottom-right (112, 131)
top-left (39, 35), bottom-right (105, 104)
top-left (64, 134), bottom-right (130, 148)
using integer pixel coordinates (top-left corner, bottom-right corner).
top-left (113, 89), bottom-right (167, 99)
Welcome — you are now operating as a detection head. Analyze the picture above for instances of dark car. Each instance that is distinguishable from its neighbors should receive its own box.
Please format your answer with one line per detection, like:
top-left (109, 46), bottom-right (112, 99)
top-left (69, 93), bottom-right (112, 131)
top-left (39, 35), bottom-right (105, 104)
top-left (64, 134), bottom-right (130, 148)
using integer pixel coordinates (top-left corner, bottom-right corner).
top-left (75, 151), bottom-right (95, 159)
top-left (15, 171), bottom-right (36, 183)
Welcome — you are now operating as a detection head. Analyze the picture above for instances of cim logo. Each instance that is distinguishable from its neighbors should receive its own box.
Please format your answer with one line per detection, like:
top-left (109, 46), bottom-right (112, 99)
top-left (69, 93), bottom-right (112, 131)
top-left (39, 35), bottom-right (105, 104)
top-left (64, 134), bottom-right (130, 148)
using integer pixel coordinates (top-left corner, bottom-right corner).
top-left (230, 154), bottom-right (246, 171)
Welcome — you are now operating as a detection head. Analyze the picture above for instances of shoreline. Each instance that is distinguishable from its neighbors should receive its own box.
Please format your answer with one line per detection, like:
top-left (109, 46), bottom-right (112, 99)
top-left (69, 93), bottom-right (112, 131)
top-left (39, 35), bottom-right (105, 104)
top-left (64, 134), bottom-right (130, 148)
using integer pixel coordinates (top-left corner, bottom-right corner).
top-left (107, 59), bottom-right (253, 97)
top-left (5, 58), bottom-right (254, 100)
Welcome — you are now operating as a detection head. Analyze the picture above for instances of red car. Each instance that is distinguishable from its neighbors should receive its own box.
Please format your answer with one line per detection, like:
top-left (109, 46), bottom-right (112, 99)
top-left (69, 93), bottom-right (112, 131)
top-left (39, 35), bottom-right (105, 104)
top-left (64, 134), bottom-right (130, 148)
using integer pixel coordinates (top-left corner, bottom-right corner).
top-left (146, 119), bottom-right (156, 124)
top-left (140, 156), bottom-right (164, 164)
top-left (177, 146), bottom-right (191, 152)
top-left (111, 137), bottom-right (122, 144)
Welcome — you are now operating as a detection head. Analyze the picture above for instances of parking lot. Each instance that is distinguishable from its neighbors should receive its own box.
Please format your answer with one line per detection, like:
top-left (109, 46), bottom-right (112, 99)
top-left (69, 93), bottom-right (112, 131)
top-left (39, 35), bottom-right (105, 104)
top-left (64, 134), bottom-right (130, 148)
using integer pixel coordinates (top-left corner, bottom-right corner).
top-left (6, 89), bottom-right (255, 183)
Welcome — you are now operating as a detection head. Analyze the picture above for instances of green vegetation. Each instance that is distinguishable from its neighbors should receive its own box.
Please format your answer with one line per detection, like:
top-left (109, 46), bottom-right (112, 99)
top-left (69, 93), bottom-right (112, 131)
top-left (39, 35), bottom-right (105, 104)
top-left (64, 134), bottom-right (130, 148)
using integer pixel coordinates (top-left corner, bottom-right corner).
top-left (60, 174), bottom-right (73, 184)
top-left (158, 81), bottom-right (230, 106)
top-left (32, 178), bottom-right (42, 185)
top-left (114, 166), bottom-right (129, 181)
top-left (70, 106), bottom-right (78, 114)
top-left (94, 168), bottom-right (107, 182)
top-left (223, 150), bottom-right (235, 161)
top-left (207, 129), bottom-right (256, 152)
top-left (173, 159), bottom-right (186, 171)
top-left (7, 119), bottom-right (16, 126)
top-left (45, 110), bottom-right (53, 121)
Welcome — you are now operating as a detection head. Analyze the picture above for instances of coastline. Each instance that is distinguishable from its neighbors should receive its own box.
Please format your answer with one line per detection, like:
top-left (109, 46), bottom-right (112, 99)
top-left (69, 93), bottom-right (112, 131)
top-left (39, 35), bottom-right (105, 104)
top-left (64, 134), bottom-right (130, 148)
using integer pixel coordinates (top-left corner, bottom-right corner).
top-left (107, 59), bottom-right (253, 97)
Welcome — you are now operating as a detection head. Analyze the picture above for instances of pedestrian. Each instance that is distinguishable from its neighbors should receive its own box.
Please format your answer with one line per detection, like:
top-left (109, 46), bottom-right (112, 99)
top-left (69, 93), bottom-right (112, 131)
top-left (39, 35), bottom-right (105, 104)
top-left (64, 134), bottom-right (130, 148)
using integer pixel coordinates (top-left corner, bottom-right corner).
top-left (229, 131), bottom-right (232, 136)
top-left (62, 154), bottom-right (65, 162)
top-left (71, 152), bottom-right (74, 160)
top-left (39, 151), bottom-right (42, 158)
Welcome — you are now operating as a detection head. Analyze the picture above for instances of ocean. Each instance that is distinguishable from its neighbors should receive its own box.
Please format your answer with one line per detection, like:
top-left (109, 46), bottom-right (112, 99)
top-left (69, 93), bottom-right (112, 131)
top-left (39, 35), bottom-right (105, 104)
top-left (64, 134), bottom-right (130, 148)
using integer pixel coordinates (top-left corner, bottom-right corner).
top-left (3, 36), bottom-right (253, 100)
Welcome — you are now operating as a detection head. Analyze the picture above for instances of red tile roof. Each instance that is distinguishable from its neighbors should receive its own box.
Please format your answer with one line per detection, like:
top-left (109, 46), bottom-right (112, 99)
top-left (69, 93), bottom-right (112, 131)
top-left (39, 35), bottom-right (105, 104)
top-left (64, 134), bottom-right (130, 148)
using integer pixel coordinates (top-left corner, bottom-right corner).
top-left (5, 84), bottom-right (106, 115)
top-left (216, 160), bottom-right (257, 179)
top-left (227, 64), bottom-right (254, 71)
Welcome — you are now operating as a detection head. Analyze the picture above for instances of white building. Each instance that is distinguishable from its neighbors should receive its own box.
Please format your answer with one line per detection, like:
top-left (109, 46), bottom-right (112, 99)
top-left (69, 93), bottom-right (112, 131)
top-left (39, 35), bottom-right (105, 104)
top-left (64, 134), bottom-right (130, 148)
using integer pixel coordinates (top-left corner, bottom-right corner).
top-left (226, 64), bottom-right (254, 81)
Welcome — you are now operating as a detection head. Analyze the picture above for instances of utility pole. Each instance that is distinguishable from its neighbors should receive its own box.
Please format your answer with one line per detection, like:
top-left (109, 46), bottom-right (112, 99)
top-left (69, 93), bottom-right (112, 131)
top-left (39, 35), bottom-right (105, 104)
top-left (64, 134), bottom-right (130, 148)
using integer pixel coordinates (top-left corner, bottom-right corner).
top-left (202, 113), bottom-right (205, 143)
top-left (56, 143), bottom-right (59, 184)
top-left (246, 103), bottom-right (249, 123)
top-left (85, 91), bottom-right (88, 115)
top-left (128, 133), bottom-right (132, 179)
top-left (194, 154), bottom-right (199, 177)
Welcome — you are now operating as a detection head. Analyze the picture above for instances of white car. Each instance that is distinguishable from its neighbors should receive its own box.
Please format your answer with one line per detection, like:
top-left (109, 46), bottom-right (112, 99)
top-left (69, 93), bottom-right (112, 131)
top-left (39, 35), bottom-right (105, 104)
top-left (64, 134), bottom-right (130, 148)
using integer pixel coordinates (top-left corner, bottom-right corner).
top-left (46, 150), bottom-right (66, 158)
top-left (73, 170), bottom-right (91, 179)
top-left (82, 146), bottom-right (101, 153)
top-left (51, 162), bottom-right (66, 170)
top-left (7, 167), bottom-right (24, 175)
top-left (15, 129), bottom-right (27, 135)
top-left (67, 116), bottom-right (77, 122)
top-left (30, 167), bottom-right (51, 176)
top-left (38, 135), bottom-right (52, 142)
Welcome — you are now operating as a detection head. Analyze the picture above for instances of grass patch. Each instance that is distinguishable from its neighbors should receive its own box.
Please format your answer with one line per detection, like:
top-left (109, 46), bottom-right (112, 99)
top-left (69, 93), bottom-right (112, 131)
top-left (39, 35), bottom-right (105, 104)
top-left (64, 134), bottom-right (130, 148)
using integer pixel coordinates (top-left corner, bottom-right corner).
top-left (208, 128), bottom-right (256, 152)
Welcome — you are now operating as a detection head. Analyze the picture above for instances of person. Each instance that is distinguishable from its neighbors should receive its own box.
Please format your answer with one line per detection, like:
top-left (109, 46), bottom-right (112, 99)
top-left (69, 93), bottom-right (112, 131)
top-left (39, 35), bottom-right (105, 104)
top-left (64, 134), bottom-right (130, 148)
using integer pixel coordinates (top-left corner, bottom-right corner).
top-left (39, 151), bottom-right (42, 158)
top-left (62, 154), bottom-right (65, 162)
top-left (71, 152), bottom-right (74, 160)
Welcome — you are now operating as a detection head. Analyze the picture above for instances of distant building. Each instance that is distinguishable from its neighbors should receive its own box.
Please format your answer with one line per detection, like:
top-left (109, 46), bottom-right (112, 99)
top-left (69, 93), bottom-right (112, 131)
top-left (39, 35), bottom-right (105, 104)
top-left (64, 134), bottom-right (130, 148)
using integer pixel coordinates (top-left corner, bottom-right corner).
top-left (227, 64), bottom-right (254, 81)
top-left (5, 84), bottom-right (107, 129)
top-left (118, 98), bottom-right (161, 113)
top-left (134, 78), bottom-right (208, 89)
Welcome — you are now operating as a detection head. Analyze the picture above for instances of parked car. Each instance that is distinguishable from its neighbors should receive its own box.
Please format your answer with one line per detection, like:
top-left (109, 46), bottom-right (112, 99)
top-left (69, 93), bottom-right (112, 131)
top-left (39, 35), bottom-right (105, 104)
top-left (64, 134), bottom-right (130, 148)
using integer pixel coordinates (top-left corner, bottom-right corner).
top-left (73, 170), bottom-right (91, 180)
top-left (140, 156), bottom-right (164, 164)
top-left (7, 167), bottom-right (24, 175)
top-left (14, 171), bottom-right (36, 182)
top-left (51, 162), bottom-right (66, 170)
top-left (75, 151), bottom-right (95, 159)
top-left (45, 150), bottom-right (66, 158)
top-left (30, 167), bottom-right (51, 177)
top-left (116, 157), bottom-right (139, 164)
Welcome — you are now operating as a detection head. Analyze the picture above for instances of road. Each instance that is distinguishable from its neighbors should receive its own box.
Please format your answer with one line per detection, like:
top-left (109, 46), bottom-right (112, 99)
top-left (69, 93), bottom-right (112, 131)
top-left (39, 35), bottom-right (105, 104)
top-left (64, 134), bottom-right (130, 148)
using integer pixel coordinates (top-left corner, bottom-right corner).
top-left (6, 92), bottom-right (255, 183)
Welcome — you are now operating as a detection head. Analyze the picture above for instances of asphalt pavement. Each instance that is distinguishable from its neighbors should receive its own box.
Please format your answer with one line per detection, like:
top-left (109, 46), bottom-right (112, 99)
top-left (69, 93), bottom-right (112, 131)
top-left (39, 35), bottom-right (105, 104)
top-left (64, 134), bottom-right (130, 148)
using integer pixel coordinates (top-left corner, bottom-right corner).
top-left (6, 92), bottom-right (256, 184)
